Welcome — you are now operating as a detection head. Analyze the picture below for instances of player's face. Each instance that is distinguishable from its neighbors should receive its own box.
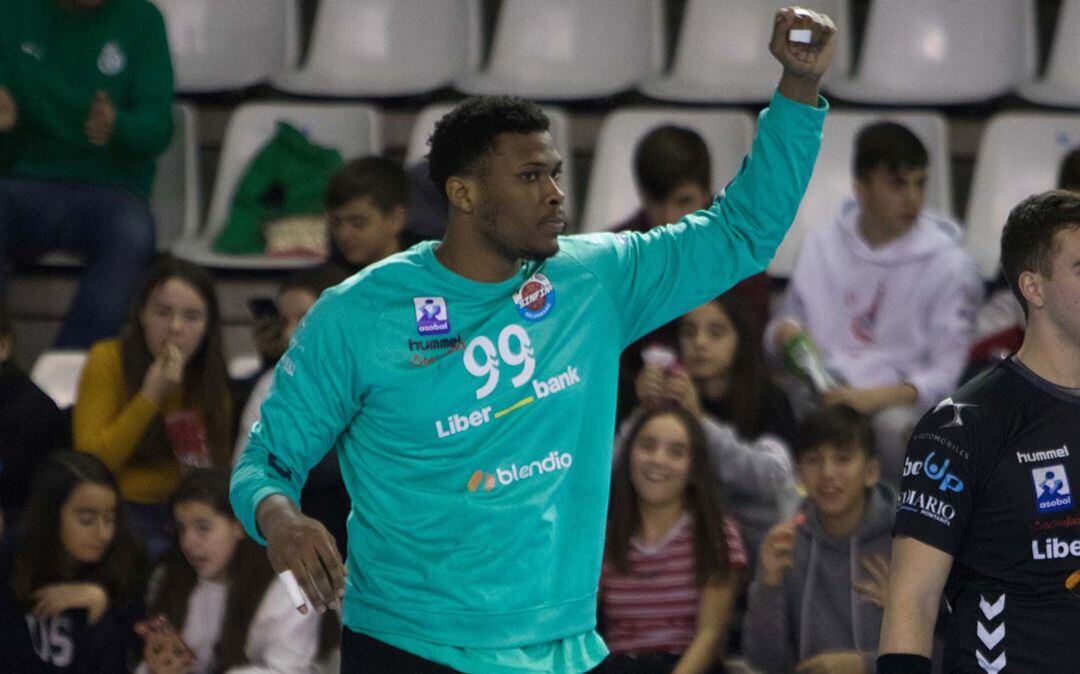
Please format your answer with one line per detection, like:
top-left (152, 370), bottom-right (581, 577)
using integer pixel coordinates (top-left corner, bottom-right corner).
top-left (473, 132), bottom-right (566, 262)
top-left (797, 443), bottom-right (879, 520)
top-left (59, 483), bottom-right (117, 565)
top-left (855, 165), bottom-right (927, 242)
top-left (678, 301), bottom-right (738, 382)
top-left (629, 413), bottom-right (693, 509)
top-left (174, 501), bottom-right (244, 582)
top-left (139, 277), bottom-right (208, 362)
top-left (643, 181), bottom-right (712, 229)
top-left (1040, 226), bottom-right (1080, 346)
top-left (327, 195), bottom-right (404, 268)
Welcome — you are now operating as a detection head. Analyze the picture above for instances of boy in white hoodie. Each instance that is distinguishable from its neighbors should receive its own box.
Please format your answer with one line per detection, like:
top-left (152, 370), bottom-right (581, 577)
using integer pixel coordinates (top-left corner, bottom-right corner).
top-left (743, 405), bottom-right (894, 674)
top-left (767, 122), bottom-right (982, 483)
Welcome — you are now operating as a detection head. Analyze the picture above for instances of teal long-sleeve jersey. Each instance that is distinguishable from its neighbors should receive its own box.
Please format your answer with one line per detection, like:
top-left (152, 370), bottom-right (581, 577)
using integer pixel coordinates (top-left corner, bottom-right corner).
top-left (231, 91), bottom-right (826, 672)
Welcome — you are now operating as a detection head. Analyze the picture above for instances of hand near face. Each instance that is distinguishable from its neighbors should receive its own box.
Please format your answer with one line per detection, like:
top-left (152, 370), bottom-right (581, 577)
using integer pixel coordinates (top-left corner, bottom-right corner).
top-left (663, 368), bottom-right (702, 417)
top-left (758, 520), bottom-right (798, 586)
top-left (141, 343), bottom-right (184, 405)
top-left (85, 90), bottom-right (117, 146)
top-left (770, 7), bottom-right (838, 80)
top-left (0, 87), bottom-right (17, 132)
top-left (635, 364), bottom-right (668, 412)
top-left (32, 583), bottom-right (109, 625)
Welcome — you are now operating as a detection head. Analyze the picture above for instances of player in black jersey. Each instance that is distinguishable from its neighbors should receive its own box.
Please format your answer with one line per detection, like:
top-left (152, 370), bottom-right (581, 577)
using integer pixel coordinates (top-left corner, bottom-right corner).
top-left (878, 190), bottom-right (1080, 674)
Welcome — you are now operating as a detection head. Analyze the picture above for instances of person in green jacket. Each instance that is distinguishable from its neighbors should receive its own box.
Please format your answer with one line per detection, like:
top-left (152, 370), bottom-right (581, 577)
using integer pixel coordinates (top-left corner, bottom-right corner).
top-left (231, 8), bottom-right (837, 674)
top-left (0, 0), bottom-right (173, 348)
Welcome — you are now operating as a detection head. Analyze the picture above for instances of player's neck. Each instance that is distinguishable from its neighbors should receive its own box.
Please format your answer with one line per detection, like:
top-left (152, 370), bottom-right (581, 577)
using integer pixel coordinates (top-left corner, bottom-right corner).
top-left (637, 501), bottom-right (686, 546)
top-left (1017, 320), bottom-right (1080, 389)
top-left (435, 225), bottom-right (522, 283)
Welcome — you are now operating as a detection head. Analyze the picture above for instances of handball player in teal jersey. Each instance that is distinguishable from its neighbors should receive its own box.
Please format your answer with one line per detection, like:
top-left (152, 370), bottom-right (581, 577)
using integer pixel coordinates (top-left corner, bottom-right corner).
top-left (232, 7), bottom-right (837, 672)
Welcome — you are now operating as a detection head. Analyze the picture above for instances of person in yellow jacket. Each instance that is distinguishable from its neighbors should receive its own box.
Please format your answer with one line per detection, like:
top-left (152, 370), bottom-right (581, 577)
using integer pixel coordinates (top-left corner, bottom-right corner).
top-left (75, 256), bottom-right (233, 559)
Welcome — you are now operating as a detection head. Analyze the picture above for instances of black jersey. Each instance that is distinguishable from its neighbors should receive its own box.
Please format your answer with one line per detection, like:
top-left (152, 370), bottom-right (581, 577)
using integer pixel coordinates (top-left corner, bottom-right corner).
top-left (894, 358), bottom-right (1080, 673)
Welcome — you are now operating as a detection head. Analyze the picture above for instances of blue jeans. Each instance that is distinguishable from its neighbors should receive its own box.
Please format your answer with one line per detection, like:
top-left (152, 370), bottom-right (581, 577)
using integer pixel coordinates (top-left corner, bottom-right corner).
top-left (0, 178), bottom-right (156, 348)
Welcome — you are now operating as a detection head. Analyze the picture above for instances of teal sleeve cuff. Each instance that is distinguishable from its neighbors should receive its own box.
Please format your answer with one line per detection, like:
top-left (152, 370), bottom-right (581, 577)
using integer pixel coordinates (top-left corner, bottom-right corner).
top-left (767, 89), bottom-right (830, 133)
top-left (238, 484), bottom-right (292, 547)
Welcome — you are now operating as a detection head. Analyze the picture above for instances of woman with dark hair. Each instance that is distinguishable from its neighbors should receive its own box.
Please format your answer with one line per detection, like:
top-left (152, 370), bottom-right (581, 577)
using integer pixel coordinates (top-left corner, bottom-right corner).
top-left (74, 256), bottom-right (233, 559)
top-left (598, 407), bottom-right (746, 673)
top-left (135, 468), bottom-right (323, 674)
top-left (631, 291), bottom-right (798, 561)
top-left (0, 451), bottom-right (147, 673)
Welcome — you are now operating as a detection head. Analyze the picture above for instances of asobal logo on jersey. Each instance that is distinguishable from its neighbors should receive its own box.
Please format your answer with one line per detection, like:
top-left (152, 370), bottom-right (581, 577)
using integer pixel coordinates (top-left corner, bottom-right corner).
top-left (467, 451), bottom-right (573, 492)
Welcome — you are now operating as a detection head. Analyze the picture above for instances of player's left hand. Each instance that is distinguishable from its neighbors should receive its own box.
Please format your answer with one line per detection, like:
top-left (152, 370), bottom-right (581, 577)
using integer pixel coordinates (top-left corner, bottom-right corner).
top-left (795, 650), bottom-right (866, 674)
top-left (86, 90), bottom-right (116, 146)
top-left (770, 7), bottom-right (838, 81)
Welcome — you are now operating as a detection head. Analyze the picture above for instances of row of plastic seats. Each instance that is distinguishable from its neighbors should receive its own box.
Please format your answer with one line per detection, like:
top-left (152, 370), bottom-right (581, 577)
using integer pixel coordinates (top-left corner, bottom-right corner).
top-left (153, 0), bottom-right (1080, 107)
top-left (150, 98), bottom-right (1078, 283)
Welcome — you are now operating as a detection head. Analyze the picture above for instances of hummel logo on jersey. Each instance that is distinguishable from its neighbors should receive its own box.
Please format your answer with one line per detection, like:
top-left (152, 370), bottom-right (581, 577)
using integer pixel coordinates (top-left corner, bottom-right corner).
top-left (934, 397), bottom-right (976, 428)
top-left (1016, 445), bottom-right (1070, 464)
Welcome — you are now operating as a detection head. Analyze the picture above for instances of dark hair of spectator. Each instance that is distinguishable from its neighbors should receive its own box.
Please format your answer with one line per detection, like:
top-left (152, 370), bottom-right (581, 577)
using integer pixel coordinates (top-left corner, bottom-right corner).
top-left (680, 291), bottom-right (771, 439)
top-left (606, 407), bottom-right (731, 587)
top-left (1001, 190), bottom-right (1080, 317)
top-left (794, 404), bottom-right (876, 461)
top-left (148, 469), bottom-right (277, 671)
top-left (1058, 148), bottom-right (1080, 193)
top-left (634, 125), bottom-right (712, 202)
top-left (325, 156), bottom-right (409, 213)
top-left (853, 121), bottom-right (928, 181)
top-left (426, 96), bottom-right (549, 203)
top-left (280, 265), bottom-right (348, 300)
top-left (9, 452), bottom-right (146, 609)
top-left (120, 256), bottom-right (233, 468)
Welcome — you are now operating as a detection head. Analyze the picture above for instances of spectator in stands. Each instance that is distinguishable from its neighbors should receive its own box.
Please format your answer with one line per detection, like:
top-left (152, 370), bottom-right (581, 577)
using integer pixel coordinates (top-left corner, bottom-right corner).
top-left (74, 256), bottom-right (233, 560)
top-left (234, 265), bottom-right (349, 556)
top-left (326, 156), bottom-right (411, 275)
top-left (404, 160), bottom-right (449, 242)
top-left (633, 290), bottom-right (798, 560)
top-left (0, 301), bottom-right (67, 536)
top-left (0, 451), bottom-right (147, 673)
top-left (599, 407), bottom-right (746, 674)
top-left (613, 126), bottom-right (770, 422)
top-left (136, 468), bottom-right (322, 674)
top-left (742, 405), bottom-right (893, 674)
top-left (0, 0), bottom-right (174, 349)
top-left (960, 147), bottom-right (1080, 383)
top-left (767, 121), bottom-right (982, 483)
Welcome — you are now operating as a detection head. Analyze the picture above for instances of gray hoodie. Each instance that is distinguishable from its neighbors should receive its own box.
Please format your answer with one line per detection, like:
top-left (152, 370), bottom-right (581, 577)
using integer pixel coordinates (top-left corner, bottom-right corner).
top-left (742, 483), bottom-right (896, 674)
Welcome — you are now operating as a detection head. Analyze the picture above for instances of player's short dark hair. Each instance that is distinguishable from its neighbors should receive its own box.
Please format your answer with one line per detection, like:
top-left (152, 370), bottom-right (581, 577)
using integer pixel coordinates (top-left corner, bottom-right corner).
top-left (633, 125), bottom-right (712, 201)
top-left (1001, 190), bottom-right (1080, 316)
top-left (1058, 148), bottom-right (1080, 193)
top-left (426, 96), bottom-right (550, 202)
top-left (853, 121), bottom-right (928, 181)
top-left (795, 404), bottom-right (876, 460)
top-left (325, 156), bottom-right (408, 213)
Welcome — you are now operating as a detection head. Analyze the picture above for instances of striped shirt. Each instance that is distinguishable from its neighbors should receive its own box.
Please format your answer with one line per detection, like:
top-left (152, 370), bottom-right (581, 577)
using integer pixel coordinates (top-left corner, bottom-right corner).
top-left (599, 513), bottom-right (747, 655)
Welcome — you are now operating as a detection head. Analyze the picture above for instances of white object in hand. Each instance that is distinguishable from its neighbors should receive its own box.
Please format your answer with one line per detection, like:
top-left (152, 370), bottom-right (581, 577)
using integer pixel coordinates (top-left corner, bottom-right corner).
top-left (641, 344), bottom-right (678, 371)
top-left (278, 570), bottom-right (309, 611)
top-left (789, 29), bottom-right (812, 44)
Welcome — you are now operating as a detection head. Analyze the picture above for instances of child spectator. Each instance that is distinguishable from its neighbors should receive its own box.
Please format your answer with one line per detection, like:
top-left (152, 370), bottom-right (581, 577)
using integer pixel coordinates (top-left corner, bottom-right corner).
top-left (75, 257), bottom-right (233, 559)
top-left (614, 126), bottom-right (770, 422)
top-left (233, 265), bottom-right (349, 556)
top-left (632, 291), bottom-right (798, 560)
top-left (0, 301), bottom-right (67, 534)
top-left (767, 121), bottom-right (982, 483)
top-left (325, 156), bottom-right (411, 275)
top-left (0, 0), bottom-right (174, 349)
top-left (136, 468), bottom-right (322, 674)
top-left (0, 451), bottom-right (147, 673)
top-left (742, 405), bottom-right (893, 674)
top-left (599, 407), bottom-right (746, 673)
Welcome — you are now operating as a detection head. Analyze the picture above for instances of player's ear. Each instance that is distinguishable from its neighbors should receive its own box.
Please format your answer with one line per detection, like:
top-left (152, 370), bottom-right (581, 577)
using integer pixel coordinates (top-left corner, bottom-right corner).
top-left (1017, 269), bottom-right (1045, 311)
top-left (446, 175), bottom-right (477, 214)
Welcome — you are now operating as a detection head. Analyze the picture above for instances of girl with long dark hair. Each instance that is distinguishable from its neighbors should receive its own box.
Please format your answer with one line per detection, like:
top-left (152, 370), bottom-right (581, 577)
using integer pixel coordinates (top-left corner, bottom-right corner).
top-left (74, 256), bottom-right (233, 558)
top-left (136, 468), bottom-right (324, 674)
top-left (0, 451), bottom-right (146, 672)
top-left (598, 407), bottom-right (746, 673)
